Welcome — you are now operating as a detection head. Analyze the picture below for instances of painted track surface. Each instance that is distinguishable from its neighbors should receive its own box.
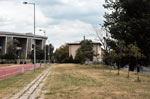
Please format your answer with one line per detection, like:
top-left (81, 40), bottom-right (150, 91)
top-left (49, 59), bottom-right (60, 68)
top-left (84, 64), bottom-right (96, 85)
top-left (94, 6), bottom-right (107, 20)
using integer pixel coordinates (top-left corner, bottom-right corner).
top-left (0, 64), bottom-right (42, 80)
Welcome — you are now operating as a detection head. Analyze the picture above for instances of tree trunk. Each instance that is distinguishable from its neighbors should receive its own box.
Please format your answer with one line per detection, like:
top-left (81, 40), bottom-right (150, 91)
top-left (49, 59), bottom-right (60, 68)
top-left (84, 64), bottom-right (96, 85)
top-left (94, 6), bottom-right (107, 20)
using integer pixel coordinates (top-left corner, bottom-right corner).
top-left (110, 66), bottom-right (111, 73)
top-left (137, 65), bottom-right (140, 81)
top-left (129, 63), bottom-right (135, 71)
top-left (103, 66), bottom-right (104, 72)
top-left (128, 66), bottom-right (130, 78)
top-left (117, 65), bottom-right (120, 75)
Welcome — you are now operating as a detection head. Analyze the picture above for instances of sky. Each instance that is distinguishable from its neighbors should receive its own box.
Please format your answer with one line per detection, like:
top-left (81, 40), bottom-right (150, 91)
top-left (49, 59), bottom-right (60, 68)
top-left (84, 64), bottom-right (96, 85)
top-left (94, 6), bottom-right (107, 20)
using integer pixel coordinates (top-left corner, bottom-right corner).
top-left (0, 0), bottom-right (105, 49)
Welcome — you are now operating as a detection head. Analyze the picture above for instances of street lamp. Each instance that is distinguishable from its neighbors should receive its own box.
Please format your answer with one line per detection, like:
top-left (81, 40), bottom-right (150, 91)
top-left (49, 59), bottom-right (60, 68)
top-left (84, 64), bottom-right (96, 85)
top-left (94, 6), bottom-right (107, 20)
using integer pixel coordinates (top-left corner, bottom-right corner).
top-left (23, 2), bottom-right (36, 72)
top-left (39, 29), bottom-right (46, 64)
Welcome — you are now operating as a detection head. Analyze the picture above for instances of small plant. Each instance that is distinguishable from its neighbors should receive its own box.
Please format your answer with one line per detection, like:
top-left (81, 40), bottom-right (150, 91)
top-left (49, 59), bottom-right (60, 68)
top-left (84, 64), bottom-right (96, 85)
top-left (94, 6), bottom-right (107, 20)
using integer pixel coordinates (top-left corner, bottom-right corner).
top-left (20, 61), bottom-right (23, 64)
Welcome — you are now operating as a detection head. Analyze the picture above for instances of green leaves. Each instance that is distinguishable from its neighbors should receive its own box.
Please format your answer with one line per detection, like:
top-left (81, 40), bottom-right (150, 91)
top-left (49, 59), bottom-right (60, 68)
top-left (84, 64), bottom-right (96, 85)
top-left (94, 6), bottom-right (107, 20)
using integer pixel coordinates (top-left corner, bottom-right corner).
top-left (55, 44), bottom-right (69, 63)
top-left (128, 43), bottom-right (145, 60)
top-left (103, 0), bottom-right (150, 66)
top-left (75, 40), bottom-right (94, 63)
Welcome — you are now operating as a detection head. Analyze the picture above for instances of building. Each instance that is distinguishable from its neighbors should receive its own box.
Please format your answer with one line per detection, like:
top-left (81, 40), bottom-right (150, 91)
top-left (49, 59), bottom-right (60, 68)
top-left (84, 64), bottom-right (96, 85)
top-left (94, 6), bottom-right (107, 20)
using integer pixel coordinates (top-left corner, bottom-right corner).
top-left (0, 31), bottom-right (47, 59)
top-left (68, 41), bottom-right (103, 63)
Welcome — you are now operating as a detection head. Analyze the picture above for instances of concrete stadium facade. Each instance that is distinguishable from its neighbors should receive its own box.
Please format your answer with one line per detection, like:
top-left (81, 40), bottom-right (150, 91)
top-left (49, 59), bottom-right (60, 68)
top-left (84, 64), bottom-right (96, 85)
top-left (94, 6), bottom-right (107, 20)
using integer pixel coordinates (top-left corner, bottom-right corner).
top-left (0, 31), bottom-right (47, 59)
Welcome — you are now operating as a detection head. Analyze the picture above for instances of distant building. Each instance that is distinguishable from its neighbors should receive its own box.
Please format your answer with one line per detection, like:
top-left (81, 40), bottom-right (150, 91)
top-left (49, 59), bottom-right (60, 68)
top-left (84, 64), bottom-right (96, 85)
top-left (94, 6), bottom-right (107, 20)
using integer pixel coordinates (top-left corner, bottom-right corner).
top-left (0, 31), bottom-right (47, 59)
top-left (68, 41), bottom-right (103, 63)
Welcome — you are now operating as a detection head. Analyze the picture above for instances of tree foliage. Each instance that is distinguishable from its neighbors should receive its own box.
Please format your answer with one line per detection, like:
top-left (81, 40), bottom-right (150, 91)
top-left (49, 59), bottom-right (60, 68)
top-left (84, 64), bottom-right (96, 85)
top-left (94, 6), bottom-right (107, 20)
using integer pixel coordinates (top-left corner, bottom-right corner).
top-left (30, 45), bottom-right (44, 61)
top-left (46, 43), bottom-right (54, 60)
top-left (75, 40), bottom-right (94, 63)
top-left (2, 39), bottom-right (20, 60)
top-left (54, 44), bottom-right (70, 63)
top-left (103, 0), bottom-right (150, 70)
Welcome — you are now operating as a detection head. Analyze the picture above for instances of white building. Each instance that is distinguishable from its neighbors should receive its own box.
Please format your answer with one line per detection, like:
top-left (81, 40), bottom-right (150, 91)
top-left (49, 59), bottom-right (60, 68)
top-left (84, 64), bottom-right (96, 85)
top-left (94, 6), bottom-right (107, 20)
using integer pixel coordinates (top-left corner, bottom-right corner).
top-left (68, 41), bottom-right (103, 63)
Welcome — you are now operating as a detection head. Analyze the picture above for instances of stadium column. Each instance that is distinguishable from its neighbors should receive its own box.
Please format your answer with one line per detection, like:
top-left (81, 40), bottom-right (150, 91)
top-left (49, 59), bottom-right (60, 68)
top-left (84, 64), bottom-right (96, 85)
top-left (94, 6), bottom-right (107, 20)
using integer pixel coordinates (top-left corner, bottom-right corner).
top-left (6, 36), bottom-right (13, 54)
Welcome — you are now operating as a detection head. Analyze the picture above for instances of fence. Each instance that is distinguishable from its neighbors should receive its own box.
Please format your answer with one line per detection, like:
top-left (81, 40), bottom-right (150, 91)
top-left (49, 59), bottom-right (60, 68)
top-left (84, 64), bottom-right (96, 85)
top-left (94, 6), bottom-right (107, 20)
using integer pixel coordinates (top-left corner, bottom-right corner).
top-left (0, 64), bottom-right (44, 80)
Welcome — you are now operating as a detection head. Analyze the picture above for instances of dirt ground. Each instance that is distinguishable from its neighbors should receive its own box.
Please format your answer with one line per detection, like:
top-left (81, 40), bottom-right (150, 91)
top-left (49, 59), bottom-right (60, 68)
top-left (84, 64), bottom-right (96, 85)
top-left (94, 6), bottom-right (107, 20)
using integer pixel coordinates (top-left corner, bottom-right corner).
top-left (40, 64), bottom-right (150, 99)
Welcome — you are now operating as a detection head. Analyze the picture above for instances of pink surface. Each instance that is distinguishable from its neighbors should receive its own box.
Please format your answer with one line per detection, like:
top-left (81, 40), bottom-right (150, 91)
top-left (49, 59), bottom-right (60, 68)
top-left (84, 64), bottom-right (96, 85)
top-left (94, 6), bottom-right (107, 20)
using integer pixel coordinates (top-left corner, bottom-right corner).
top-left (0, 64), bottom-right (42, 80)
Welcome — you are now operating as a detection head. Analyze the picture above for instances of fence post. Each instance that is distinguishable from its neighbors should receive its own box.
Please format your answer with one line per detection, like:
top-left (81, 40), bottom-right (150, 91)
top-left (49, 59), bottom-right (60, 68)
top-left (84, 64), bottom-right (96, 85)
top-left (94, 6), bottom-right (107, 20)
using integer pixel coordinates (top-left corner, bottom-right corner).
top-left (16, 67), bottom-right (17, 75)
top-left (22, 67), bottom-right (24, 73)
top-left (4, 70), bottom-right (6, 80)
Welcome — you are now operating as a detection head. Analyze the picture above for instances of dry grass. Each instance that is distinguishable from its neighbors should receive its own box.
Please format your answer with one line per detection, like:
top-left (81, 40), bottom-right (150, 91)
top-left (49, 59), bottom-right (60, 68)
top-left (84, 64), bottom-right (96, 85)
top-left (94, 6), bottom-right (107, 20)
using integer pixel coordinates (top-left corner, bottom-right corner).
top-left (0, 65), bottom-right (50, 99)
top-left (0, 64), bottom-right (15, 67)
top-left (41, 64), bottom-right (150, 99)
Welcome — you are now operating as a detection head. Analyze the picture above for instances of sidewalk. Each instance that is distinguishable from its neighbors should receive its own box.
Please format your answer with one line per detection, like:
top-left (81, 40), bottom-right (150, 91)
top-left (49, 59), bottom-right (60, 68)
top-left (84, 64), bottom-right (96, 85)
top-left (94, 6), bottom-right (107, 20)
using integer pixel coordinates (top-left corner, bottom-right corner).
top-left (11, 66), bottom-right (52, 99)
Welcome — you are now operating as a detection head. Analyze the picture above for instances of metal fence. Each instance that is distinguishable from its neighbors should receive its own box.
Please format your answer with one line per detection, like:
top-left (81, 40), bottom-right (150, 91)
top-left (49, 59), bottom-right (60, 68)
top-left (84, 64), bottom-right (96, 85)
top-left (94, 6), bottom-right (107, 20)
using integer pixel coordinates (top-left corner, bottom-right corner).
top-left (0, 64), bottom-right (44, 80)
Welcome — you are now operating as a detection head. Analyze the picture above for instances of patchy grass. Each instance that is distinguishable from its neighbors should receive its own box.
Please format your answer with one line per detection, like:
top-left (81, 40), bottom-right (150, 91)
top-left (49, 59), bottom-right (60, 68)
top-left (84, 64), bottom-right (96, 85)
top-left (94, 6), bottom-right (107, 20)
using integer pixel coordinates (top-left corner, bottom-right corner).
top-left (0, 64), bottom-right (50, 99)
top-left (0, 64), bottom-right (15, 67)
top-left (41, 64), bottom-right (150, 99)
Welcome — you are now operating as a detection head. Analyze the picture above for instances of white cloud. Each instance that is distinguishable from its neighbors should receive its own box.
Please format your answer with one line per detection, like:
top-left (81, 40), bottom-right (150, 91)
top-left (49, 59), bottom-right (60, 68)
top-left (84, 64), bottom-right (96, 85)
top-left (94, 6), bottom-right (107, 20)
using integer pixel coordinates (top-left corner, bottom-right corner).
top-left (0, 1), bottom-right (53, 32)
top-left (40, 0), bottom-right (105, 24)
top-left (0, 0), bottom-right (105, 49)
top-left (44, 20), bottom-right (95, 48)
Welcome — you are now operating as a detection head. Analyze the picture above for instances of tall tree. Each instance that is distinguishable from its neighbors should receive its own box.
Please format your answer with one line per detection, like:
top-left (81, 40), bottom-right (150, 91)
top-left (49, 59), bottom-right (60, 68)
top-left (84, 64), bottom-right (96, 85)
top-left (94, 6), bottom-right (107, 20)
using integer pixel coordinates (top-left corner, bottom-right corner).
top-left (54, 44), bottom-right (69, 63)
top-left (46, 44), bottom-right (54, 61)
top-left (127, 43), bottom-right (145, 80)
top-left (75, 40), bottom-right (94, 63)
top-left (30, 45), bottom-right (44, 62)
top-left (103, 0), bottom-right (150, 70)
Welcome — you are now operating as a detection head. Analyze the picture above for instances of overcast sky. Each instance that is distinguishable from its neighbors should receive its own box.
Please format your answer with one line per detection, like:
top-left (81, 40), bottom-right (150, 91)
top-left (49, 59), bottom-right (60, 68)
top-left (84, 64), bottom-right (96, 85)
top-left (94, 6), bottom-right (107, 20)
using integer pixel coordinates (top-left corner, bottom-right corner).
top-left (0, 0), bottom-right (105, 48)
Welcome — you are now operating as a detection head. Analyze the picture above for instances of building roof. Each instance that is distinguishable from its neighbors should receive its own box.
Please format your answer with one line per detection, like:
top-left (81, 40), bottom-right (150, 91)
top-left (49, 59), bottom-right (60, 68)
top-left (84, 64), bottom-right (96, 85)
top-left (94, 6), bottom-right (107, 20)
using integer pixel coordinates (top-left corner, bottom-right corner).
top-left (0, 31), bottom-right (47, 39)
top-left (68, 41), bottom-right (101, 46)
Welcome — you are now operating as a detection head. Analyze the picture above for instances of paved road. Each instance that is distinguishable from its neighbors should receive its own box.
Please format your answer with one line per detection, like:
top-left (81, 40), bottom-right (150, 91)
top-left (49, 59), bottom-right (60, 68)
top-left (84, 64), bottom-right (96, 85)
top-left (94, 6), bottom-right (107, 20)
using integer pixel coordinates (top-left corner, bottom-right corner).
top-left (0, 64), bottom-right (41, 80)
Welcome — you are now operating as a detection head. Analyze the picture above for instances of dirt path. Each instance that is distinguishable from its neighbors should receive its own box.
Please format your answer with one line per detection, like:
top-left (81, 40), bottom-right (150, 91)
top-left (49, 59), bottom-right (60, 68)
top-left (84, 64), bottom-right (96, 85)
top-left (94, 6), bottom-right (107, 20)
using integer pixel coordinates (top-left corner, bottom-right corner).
top-left (10, 65), bottom-right (52, 99)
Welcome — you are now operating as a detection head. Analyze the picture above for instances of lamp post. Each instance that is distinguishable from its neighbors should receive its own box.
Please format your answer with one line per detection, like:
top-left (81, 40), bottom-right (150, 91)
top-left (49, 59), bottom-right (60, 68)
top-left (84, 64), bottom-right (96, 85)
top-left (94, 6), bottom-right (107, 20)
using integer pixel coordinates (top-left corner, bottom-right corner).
top-left (23, 2), bottom-right (36, 71)
top-left (39, 29), bottom-right (46, 64)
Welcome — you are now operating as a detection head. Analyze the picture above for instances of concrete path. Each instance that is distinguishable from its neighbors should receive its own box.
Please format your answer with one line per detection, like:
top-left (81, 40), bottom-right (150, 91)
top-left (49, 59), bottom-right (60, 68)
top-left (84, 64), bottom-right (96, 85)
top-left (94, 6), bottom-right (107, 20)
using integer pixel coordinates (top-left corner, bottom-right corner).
top-left (10, 66), bottom-right (52, 99)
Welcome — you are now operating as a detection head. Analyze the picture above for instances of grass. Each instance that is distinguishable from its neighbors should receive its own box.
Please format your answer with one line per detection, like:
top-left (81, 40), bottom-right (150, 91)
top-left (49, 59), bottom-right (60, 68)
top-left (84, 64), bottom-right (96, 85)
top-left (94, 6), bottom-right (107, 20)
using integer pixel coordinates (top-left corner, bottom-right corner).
top-left (41, 64), bottom-right (150, 99)
top-left (0, 64), bottom-right (50, 99)
top-left (0, 64), bottom-right (15, 67)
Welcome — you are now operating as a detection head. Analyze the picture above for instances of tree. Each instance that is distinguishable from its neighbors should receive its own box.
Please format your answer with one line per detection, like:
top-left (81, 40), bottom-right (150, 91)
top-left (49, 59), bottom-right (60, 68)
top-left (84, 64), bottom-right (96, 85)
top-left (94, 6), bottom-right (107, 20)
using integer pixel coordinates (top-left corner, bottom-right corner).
top-left (68, 55), bottom-right (74, 63)
top-left (3, 39), bottom-right (20, 60)
top-left (104, 40), bottom-right (128, 75)
top-left (30, 45), bottom-right (44, 63)
top-left (128, 43), bottom-right (145, 81)
top-left (51, 56), bottom-right (55, 63)
top-left (54, 44), bottom-right (69, 63)
top-left (103, 0), bottom-right (150, 70)
top-left (95, 26), bottom-right (111, 53)
top-left (75, 40), bottom-right (94, 64)
top-left (46, 44), bottom-right (54, 61)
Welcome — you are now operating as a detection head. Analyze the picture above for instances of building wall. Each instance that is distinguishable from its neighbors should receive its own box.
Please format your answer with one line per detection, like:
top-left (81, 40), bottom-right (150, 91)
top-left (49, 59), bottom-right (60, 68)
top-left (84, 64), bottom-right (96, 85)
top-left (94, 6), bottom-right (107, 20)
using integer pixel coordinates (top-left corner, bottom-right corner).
top-left (93, 44), bottom-right (102, 62)
top-left (69, 45), bottom-right (80, 59)
top-left (41, 39), bottom-right (46, 50)
top-left (69, 44), bottom-right (103, 62)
